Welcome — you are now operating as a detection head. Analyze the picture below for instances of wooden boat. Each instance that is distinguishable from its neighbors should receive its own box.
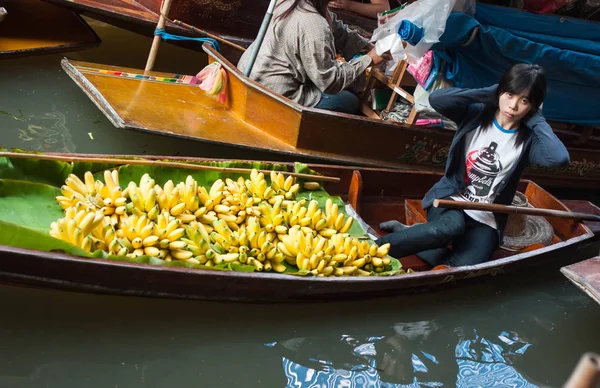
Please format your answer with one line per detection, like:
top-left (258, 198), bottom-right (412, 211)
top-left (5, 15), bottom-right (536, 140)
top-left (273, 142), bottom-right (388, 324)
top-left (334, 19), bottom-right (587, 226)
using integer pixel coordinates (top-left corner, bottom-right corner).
top-left (41, 0), bottom-right (376, 49)
top-left (0, 151), bottom-right (598, 302)
top-left (561, 257), bottom-right (600, 305)
top-left (0, 0), bottom-right (101, 58)
top-left (60, 42), bottom-right (600, 190)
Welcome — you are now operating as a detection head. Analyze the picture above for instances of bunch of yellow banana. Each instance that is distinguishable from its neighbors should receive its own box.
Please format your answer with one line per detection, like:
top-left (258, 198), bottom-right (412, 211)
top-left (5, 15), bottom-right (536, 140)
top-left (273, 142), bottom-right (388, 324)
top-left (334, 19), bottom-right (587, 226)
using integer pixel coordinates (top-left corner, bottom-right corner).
top-left (50, 207), bottom-right (105, 252)
top-left (277, 226), bottom-right (392, 276)
top-left (56, 171), bottom-right (128, 219)
top-left (320, 198), bottom-right (354, 237)
top-left (155, 179), bottom-right (181, 217)
top-left (281, 198), bottom-right (353, 238)
top-left (125, 173), bottom-right (160, 221)
top-left (269, 170), bottom-right (300, 201)
top-left (108, 213), bottom-right (161, 258)
top-left (168, 176), bottom-right (200, 224)
top-left (257, 198), bottom-right (287, 234)
top-left (195, 179), bottom-right (226, 228)
top-left (241, 216), bottom-right (286, 272)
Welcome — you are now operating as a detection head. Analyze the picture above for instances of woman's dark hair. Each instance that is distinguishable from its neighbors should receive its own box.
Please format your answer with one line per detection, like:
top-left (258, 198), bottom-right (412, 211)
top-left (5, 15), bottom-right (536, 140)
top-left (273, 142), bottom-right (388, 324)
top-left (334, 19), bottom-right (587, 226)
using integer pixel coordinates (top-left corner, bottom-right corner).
top-left (480, 63), bottom-right (547, 147)
top-left (277, 0), bottom-right (331, 23)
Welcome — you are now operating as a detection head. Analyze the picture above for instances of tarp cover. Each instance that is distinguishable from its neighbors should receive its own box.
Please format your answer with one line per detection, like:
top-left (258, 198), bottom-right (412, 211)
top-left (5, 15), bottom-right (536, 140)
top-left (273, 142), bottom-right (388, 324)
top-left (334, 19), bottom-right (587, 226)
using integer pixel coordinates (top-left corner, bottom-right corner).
top-left (432, 3), bottom-right (600, 125)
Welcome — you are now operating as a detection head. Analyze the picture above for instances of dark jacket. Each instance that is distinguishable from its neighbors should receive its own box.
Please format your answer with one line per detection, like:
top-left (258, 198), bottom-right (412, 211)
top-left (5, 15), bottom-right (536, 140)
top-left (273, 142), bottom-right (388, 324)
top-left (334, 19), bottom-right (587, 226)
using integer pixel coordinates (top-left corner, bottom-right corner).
top-left (422, 85), bottom-right (570, 238)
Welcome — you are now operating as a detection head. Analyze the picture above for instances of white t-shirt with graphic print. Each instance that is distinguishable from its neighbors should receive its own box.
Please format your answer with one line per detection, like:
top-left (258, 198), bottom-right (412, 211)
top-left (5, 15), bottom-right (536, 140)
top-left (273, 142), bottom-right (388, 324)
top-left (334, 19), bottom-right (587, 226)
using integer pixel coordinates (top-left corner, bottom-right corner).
top-left (451, 119), bottom-right (523, 229)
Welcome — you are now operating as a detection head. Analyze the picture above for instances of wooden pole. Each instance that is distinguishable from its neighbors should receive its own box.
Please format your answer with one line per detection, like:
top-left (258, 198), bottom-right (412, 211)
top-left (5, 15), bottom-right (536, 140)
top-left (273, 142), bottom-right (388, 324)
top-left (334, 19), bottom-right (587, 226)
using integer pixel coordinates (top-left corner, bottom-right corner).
top-left (145, 0), bottom-right (174, 72)
top-left (433, 199), bottom-right (600, 222)
top-left (244, 0), bottom-right (277, 77)
top-left (0, 152), bottom-right (341, 183)
top-left (564, 353), bottom-right (600, 388)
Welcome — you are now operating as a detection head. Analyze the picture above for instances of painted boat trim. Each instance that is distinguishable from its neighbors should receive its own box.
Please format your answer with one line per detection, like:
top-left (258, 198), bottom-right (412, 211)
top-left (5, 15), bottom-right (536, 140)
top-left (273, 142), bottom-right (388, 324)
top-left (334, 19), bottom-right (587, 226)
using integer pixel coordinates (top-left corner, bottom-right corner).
top-left (61, 58), bottom-right (126, 128)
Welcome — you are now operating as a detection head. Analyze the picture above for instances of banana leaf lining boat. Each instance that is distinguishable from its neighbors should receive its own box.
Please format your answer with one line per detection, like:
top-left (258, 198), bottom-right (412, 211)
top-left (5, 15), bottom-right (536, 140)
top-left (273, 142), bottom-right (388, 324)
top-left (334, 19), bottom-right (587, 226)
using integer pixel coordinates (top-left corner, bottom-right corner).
top-left (0, 152), bottom-right (597, 302)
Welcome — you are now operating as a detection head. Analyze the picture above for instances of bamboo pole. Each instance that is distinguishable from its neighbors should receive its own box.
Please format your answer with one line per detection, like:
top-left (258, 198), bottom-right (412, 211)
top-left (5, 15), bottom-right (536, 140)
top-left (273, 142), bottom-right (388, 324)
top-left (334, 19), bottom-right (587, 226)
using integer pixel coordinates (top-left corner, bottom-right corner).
top-left (0, 152), bottom-right (340, 183)
top-left (433, 199), bottom-right (600, 222)
top-left (564, 353), bottom-right (600, 388)
top-left (145, 0), bottom-right (174, 72)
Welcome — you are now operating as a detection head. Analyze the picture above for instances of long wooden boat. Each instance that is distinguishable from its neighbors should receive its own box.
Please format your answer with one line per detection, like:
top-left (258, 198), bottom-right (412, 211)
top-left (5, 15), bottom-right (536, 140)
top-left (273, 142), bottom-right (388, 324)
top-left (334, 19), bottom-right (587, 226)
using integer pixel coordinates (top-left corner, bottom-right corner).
top-left (0, 152), bottom-right (598, 302)
top-left (41, 0), bottom-right (376, 50)
top-left (60, 43), bottom-right (600, 190)
top-left (0, 0), bottom-right (101, 58)
top-left (561, 257), bottom-right (600, 305)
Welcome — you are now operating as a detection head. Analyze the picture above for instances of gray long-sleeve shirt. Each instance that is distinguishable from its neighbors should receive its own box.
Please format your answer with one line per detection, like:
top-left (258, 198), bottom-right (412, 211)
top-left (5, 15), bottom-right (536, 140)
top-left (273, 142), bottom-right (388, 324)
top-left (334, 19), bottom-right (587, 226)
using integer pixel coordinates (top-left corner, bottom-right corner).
top-left (237, 0), bottom-right (372, 107)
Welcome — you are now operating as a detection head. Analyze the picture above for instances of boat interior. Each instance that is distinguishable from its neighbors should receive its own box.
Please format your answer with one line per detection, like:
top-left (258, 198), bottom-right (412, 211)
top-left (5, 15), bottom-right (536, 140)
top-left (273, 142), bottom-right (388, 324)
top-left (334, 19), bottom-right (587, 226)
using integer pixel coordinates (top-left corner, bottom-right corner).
top-left (313, 166), bottom-right (595, 272)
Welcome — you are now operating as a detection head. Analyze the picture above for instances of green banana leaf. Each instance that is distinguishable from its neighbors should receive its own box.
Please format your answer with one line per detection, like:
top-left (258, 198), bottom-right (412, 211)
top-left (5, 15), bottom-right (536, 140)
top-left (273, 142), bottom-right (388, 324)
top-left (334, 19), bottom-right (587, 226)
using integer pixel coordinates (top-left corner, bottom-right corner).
top-left (0, 219), bottom-right (90, 257)
top-left (0, 152), bottom-right (401, 276)
top-left (0, 179), bottom-right (64, 233)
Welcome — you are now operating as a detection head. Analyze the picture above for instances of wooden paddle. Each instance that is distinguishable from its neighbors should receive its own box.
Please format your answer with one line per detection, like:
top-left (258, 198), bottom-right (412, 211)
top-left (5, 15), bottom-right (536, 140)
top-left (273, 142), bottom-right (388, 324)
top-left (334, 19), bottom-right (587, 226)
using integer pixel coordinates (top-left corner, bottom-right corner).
top-left (0, 152), bottom-right (340, 183)
top-left (433, 199), bottom-right (600, 222)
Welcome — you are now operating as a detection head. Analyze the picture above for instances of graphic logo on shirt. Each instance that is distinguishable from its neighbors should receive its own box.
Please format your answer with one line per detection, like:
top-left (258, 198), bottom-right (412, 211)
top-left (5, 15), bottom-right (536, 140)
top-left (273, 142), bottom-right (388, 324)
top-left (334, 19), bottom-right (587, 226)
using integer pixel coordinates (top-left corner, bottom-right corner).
top-left (462, 141), bottom-right (503, 202)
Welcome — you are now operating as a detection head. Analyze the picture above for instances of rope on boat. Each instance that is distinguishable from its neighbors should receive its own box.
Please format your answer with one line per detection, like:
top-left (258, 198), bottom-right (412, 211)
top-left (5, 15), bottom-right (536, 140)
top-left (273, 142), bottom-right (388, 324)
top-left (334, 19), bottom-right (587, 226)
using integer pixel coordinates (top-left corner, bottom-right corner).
top-left (154, 28), bottom-right (220, 52)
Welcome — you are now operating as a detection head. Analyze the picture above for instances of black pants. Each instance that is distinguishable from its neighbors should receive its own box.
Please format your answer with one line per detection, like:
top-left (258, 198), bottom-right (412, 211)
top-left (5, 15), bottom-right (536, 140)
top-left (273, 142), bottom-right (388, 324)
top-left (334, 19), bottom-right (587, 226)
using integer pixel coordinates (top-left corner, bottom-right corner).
top-left (375, 205), bottom-right (499, 267)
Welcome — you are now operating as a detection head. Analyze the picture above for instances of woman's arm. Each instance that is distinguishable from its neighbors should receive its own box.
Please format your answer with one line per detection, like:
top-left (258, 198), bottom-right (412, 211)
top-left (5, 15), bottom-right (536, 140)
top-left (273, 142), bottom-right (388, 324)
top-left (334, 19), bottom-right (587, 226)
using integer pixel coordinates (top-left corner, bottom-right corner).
top-left (428, 85), bottom-right (498, 126)
top-left (329, 11), bottom-right (371, 61)
top-left (526, 112), bottom-right (570, 167)
top-left (329, 0), bottom-right (391, 19)
top-left (299, 35), bottom-right (372, 94)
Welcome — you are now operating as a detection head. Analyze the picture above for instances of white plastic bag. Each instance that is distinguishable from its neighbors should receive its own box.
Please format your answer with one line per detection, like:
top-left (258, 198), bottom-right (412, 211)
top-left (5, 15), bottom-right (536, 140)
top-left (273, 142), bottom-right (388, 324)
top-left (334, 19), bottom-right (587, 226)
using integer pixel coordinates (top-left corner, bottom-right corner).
top-left (371, 0), bottom-right (462, 64)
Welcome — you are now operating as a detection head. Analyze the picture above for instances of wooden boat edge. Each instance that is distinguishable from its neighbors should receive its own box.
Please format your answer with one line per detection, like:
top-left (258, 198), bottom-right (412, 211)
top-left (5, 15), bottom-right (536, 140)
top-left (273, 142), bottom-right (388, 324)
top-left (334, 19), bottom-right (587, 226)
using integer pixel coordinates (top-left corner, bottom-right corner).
top-left (561, 257), bottom-right (600, 305)
top-left (0, 5), bottom-right (102, 59)
top-left (61, 58), bottom-right (125, 128)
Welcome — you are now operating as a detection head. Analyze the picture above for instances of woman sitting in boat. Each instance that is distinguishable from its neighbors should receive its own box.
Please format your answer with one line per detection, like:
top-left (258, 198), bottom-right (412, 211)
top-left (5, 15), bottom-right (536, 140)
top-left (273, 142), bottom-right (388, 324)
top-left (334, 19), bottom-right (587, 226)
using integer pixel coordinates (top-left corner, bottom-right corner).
top-left (236, 0), bottom-right (389, 115)
top-left (376, 63), bottom-right (570, 268)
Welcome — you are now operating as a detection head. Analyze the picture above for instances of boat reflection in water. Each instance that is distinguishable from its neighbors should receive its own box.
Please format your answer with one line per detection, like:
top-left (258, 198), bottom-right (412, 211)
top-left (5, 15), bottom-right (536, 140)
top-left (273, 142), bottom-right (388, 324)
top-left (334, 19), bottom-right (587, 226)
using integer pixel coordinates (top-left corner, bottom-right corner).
top-left (268, 320), bottom-right (537, 387)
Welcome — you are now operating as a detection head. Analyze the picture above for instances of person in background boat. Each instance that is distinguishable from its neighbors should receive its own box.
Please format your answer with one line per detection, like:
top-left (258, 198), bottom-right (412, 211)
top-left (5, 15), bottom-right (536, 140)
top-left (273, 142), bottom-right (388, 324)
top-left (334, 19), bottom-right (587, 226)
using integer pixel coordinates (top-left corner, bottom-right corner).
top-left (327, 0), bottom-right (398, 19)
top-left (236, 0), bottom-right (391, 115)
top-left (376, 63), bottom-right (570, 268)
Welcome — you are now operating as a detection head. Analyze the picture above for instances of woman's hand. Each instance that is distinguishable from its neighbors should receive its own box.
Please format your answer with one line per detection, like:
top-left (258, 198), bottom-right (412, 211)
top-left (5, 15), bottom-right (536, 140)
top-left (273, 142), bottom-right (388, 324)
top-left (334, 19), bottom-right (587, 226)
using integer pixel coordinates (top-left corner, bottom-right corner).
top-left (328, 0), bottom-right (349, 10)
top-left (366, 47), bottom-right (391, 65)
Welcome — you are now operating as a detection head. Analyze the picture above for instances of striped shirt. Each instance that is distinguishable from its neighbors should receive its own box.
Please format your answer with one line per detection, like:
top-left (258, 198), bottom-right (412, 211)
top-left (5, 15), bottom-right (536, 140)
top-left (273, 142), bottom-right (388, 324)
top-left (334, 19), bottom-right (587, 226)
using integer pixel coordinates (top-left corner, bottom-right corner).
top-left (237, 0), bottom-right (373, 107)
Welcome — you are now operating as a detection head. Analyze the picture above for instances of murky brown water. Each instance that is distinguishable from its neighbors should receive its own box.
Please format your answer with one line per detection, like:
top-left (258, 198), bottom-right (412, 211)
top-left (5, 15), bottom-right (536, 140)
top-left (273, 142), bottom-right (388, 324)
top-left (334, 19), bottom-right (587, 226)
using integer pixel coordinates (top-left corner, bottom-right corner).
top-left (0, 18), bottom-right (599, 388)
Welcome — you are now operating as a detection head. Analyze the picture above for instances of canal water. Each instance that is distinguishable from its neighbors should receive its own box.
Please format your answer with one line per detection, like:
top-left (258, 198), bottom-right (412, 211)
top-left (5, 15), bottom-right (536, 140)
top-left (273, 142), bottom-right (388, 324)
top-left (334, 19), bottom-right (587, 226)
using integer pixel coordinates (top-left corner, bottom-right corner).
top-left (0, 18), bottom-right (598, 388)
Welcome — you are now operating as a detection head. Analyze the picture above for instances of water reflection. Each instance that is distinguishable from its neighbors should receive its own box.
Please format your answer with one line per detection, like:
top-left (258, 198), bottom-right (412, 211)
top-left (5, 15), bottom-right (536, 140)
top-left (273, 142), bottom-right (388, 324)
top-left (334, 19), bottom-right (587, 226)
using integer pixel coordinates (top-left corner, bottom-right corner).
top-left (269, 321), bottom-right (538, 387)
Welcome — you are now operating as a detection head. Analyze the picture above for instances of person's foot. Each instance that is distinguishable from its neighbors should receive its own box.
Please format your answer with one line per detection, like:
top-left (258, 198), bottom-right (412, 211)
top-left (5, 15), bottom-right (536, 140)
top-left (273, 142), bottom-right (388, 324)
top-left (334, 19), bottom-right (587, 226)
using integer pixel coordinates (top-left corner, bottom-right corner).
top-left (379, 220), bottom-right (409, 233)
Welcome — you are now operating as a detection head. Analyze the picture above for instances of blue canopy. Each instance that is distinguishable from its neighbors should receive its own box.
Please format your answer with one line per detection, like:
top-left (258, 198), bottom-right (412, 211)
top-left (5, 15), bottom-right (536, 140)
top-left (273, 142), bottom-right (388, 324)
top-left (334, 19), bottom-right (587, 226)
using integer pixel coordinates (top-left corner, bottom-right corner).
top-left (431, 3), bottom-right (600, 126)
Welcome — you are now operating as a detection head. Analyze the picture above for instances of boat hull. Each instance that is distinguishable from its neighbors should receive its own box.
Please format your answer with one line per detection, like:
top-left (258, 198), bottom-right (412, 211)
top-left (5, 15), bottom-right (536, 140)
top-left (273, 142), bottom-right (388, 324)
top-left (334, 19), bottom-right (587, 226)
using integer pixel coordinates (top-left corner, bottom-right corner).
top-left (60, 56), bottom-right (600, 191)
top-left (0, 152), bottom-right (597, 302)
top-left (0, 0), bottom-right (100, 58)
top-left (0, 235), bottom-right (597, 303)
top-left (41, 0), bottom-right (376, 49)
